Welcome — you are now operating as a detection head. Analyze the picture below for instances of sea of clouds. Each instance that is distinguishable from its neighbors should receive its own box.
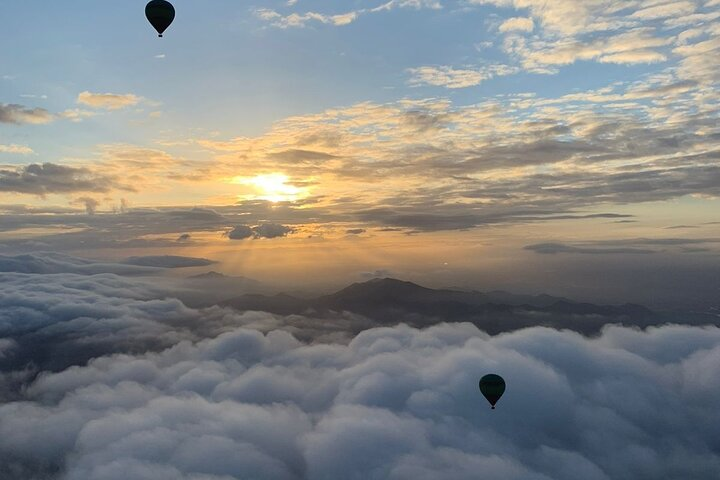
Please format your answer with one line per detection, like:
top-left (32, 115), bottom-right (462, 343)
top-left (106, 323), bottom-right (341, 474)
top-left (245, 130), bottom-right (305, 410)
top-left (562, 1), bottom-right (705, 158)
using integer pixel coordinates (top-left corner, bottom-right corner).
top-left (1, 267), bottom-right (719, 479)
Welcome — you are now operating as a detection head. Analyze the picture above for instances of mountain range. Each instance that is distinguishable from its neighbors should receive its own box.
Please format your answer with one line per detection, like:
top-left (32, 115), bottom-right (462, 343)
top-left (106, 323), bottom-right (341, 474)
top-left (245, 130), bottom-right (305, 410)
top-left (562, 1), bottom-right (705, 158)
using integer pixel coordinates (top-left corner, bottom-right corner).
top-left (220, 278), bottom-right (717, 336)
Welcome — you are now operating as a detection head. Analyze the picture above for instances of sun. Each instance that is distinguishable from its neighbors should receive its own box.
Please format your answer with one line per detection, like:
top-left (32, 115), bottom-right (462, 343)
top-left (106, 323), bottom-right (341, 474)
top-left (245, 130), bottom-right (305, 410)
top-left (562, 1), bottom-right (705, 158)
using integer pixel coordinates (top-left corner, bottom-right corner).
top-left (231, 173), bottom-right (305, 203)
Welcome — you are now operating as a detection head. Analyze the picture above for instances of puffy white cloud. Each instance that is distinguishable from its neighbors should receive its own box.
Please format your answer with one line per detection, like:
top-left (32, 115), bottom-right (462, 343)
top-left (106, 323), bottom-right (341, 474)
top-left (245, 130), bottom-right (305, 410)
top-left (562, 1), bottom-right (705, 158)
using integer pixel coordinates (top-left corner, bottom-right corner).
top-left (2, 312), bottom-right (720, 479)
top-left (0, 264), bottom-right (718, 478)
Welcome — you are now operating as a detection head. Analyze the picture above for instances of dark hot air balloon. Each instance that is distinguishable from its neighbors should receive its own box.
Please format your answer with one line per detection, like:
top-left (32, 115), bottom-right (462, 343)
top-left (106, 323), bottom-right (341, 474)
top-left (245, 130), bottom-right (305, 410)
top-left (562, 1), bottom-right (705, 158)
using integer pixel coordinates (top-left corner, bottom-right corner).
top-left (479, 374), bottom-right (505, 409)
top-left (146, 0), bottom-right (175, 37)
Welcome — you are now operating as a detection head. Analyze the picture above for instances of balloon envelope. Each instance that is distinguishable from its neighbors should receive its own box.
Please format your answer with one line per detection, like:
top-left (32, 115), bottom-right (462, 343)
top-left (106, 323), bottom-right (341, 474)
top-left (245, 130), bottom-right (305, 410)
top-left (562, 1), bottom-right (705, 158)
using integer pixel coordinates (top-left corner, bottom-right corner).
top-left (146, 0), bottom-right (175, 37)
top-left (479, 374), bottom-right (505, 409)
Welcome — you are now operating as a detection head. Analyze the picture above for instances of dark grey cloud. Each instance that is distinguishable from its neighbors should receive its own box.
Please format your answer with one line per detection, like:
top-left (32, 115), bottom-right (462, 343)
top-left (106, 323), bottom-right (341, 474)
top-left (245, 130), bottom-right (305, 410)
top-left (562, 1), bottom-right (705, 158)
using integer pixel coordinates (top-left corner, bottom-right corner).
top-left (0, 163), bottom-right (126, 196)
top-left (525, 243), bottom-right (657, 255)
top-left (227, 225), bottom-right (254, 240)
top-left (227, 223), bottom-right (294, 240)
top-left (0, 207), bottom-right (236, 253)
top-left (540, 213), bottom-right (634, 221)
top-left (0, 103), bottom-right (53, 124)
top-left (525, 238), bottom-right (720, 256)
top-left (403, 109), bottom-right (450, 132)
top-left (74, 196), bottom-right (99, 215)
top-left (0, 252), bottom-right (160, 275)
top-left (254, 223), bottom-right (293, 239)
top-left (0, 252), bottom-right (215, 275)
top-left (346, 228), bottom-right (366, 235)
top-left (176, 233), bottom-right (192, 242)
top-left (124, 255), bottom-right (215, 269)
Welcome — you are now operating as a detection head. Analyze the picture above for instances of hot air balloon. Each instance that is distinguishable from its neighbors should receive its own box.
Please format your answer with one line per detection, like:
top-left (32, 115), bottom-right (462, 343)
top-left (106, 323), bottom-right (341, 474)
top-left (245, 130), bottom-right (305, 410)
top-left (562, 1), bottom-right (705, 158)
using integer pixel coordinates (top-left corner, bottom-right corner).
top-left (479, 374), bottom-right (505, 409)
top-left (146, 0), bottom-right (175, 37)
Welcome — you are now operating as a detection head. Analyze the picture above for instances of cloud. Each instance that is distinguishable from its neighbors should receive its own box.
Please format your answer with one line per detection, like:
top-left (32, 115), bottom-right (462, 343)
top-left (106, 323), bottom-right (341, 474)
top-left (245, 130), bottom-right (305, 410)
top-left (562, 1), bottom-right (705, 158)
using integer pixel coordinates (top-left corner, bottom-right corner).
top-left (346, 228), bottom-right (366, 235)
top-left (525, 242), bottom-right (657, 255)
top-left (227, 223), bottom-right (294, 240)
top-left (499, 17), bottom-right (534, 33)
top-left (632, 1), bottom-right (696, 20)
top-left (0, 163), bottom-right (128, 196)
top-left (0, 252), bottom-right (166, 275)
top-left (77, 92), bottom-right (141, 110)
top-left (407, 65), bottom-right (518, 88)
top-left (74, 196), bottom-right (100, 215)
top-left (1, 308), bottom-right (720, 479)
top-left (506, 28), bottom-right (672, 70)
top-left (58, 108), bottom-right (97, 122)
top-left (254, 223), bottom-right (293, 239)
top-left (123, 255), bottom-right (216, 269)
top-left (1, 66), bottom-right (718, 240)
top-left (0, 207), bottom-right (234, 252)
top-left (255, 0), bottom-right (441, 28)
top-left (0, 103), bottom-right (53, 125)
top-left (466, 0), bottom-right (718, 77)
top-left (0, 144), bottom-right (33, 155)
top-left (361, 269), bottom-right (393, 279)
top-left (255, 8), bottom-right (360, 28)
top-left (188, 71), bottom-right (720, 232)
top-left (525, 237), bottom-right (720, 255)
top-left (227, 225), bottom-right (255, 240)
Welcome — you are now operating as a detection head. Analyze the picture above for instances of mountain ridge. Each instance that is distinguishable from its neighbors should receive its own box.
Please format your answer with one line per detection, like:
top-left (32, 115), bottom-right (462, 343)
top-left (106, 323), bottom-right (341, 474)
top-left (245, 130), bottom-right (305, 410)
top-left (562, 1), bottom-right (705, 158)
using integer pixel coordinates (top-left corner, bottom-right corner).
top-left (219, 277), bottom-right (699, 336)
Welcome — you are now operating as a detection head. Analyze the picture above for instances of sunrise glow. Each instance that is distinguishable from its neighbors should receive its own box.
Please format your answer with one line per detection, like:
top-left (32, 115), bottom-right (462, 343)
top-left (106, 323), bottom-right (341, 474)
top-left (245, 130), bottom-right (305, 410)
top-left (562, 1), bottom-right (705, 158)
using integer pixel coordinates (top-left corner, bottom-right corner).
top-left (232, 173), bottom-right (306, 203)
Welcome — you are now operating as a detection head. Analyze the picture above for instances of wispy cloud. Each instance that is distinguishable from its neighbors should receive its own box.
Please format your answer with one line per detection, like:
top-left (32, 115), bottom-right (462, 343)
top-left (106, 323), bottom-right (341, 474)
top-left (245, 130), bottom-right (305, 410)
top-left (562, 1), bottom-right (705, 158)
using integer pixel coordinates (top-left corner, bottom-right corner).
top-left (407, 64), bottom-right (518, 88)
top-left (77, 91), bottom-right (141, 110)
top-left (499, 16), bottom-right (534, 33)
top-left (0, 163), bottom-right (131, 196)
top-left (255, 0), bottom-right (441, 28)
top-left (0, 144), bottom-right (33, 155)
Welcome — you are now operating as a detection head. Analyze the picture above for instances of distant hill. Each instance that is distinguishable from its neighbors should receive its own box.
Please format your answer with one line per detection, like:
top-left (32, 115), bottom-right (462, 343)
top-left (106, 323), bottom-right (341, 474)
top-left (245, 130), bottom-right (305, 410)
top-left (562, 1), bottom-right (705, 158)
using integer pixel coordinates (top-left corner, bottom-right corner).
top-left (220, 277), bottom-right (706, 336)
top-left (188, 271), bottom-right (228, 280)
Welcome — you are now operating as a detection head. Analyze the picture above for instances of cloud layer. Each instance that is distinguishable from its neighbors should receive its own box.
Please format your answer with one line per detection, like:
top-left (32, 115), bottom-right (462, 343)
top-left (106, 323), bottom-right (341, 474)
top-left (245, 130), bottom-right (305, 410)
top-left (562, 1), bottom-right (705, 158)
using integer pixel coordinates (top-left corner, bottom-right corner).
top-left (0, 163), bottom-right (127, 196)
top-left (2, 320), bottom-right (719, 479)
top-left (0, 267), bottom-right (719, 479)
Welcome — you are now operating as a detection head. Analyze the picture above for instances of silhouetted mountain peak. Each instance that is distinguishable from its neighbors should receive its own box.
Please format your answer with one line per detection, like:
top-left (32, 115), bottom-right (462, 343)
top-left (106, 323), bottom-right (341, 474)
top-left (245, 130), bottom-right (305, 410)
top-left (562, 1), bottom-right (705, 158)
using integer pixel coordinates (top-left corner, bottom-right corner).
top-left (324, 278), bottom-right (435, 303)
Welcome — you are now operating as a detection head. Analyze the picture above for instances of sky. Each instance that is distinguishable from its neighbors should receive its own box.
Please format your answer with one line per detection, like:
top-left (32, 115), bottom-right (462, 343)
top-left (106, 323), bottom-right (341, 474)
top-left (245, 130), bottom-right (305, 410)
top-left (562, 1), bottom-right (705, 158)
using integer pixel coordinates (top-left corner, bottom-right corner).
top-left (2, 0), bottom-right (720, 304)
top-left (2, 3), bottom-right (720, 478)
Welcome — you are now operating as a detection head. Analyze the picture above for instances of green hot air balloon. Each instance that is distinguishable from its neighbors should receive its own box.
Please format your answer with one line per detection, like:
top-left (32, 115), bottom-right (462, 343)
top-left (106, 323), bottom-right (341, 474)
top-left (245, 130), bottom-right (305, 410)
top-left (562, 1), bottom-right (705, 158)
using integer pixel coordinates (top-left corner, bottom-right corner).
top-left (146, 0), bottom-right (175, 37)
top-left (479, 374), bottom-right (505, 409)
